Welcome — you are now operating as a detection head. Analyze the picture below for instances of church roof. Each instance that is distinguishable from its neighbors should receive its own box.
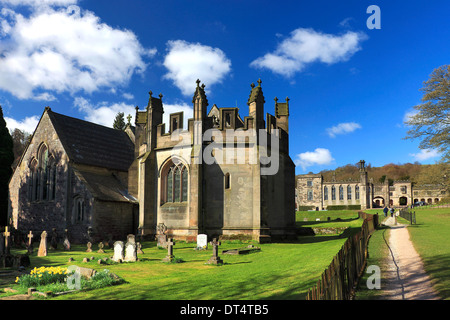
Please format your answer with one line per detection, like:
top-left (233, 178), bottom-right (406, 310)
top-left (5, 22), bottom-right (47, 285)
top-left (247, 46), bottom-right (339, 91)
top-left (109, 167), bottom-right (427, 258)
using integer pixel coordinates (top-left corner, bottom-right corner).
top-left (73, 168), bottom-right (137, 203)
top-left (47, 109), bottom-right (135, 172)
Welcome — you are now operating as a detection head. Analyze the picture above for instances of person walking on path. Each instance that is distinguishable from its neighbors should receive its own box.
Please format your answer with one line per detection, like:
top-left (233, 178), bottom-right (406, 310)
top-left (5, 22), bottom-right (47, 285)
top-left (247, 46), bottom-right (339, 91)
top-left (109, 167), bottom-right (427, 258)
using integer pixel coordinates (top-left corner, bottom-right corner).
top-left (390, 207), bottom-right (394, 217)
top-left (383, 206), bottom-right (388, 217)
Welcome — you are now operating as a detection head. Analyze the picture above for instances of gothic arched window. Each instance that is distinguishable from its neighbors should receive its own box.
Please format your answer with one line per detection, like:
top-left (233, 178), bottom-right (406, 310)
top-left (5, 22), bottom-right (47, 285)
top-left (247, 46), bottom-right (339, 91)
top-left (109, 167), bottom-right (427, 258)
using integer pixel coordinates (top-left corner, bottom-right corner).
top-left (355, 186), bottom-right (360, 200)
top-left (331, 186), bottom-right (336, 200)
top-left (347, 185), bottom-right (352, 200)
top-left (162, 160), bottom-right (188, 204)
top-left (323, 186), bottom-right (328, 201)
top-left (339, 185), bottom-right (344, 200)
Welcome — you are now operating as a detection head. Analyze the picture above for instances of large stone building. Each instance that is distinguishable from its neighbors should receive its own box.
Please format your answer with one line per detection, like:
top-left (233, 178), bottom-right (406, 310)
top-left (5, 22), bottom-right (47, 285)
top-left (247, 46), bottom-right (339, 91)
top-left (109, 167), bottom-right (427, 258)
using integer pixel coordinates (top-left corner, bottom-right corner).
top-left (296, 160), bottom-right (447, 210)
top-left (8, 80), bottom-right (296, 243)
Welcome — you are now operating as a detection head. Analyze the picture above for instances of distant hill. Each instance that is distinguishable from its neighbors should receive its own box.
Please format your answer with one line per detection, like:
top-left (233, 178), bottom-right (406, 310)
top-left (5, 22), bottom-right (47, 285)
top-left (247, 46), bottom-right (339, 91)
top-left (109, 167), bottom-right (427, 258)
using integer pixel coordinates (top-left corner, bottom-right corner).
top-left (296, 162), bottom-right (449, 187)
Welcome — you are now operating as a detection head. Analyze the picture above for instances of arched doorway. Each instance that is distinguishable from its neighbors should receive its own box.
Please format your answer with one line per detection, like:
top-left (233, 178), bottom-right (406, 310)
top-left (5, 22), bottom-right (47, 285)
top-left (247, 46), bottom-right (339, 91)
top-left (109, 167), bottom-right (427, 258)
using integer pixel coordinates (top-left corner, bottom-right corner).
top-left (399, 196), bottom-right (408, 206)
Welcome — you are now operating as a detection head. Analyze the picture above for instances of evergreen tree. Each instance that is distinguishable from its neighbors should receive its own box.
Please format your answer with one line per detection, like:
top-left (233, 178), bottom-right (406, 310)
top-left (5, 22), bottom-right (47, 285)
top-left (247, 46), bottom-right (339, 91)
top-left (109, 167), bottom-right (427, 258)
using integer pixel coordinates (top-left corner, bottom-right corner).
top-left (113, 112), bottom-right (126, 131)
top-left (0, 106), bottom-right (14, 225)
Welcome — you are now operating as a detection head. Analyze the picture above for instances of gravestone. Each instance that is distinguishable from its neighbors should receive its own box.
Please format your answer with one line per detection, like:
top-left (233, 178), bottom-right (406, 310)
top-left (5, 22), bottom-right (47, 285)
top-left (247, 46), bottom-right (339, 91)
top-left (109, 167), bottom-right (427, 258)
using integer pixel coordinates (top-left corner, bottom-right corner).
top-left (27, 231), bottom-right (34, 254)
top-left (63, 229), bottom-right (71, 251)
top-left (112, 241), bottom-right (124, 262)
top-left (162, 238), bottom-right (175, 262)
top-left (124, 235), bottom-right (137, 262)
top-left (196, 234), bottom-right (208, 250)
top-left (37, 231), bottom-right (47, 257)
top-left (137, 242), bottom-right (144, 254)
top-left (50, 228), bottom-right (58, 250)
top-left (86, 242), bottom-right (92, 253)
top-left (3, 227), bottom-right (11, 255)
top-left (207, 238), bottom-right (223, 265)
top-left (156, 223), bottom-right (168, 248)
top-left (97, 242), bottom-right (105, 253)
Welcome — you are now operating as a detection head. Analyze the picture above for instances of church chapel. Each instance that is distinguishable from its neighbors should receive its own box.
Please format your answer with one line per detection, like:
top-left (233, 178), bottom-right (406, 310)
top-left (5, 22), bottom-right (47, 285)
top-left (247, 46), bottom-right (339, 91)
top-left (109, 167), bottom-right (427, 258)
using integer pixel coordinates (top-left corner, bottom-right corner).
top-left (8, 80), bottom-right (296, 243)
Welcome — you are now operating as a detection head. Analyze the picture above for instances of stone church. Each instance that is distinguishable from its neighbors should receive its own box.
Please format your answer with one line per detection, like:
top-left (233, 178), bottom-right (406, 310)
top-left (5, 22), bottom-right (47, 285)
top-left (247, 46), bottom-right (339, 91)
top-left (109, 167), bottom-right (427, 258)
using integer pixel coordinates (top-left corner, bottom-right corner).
top-left (8, 80), bottom-right (296, 243)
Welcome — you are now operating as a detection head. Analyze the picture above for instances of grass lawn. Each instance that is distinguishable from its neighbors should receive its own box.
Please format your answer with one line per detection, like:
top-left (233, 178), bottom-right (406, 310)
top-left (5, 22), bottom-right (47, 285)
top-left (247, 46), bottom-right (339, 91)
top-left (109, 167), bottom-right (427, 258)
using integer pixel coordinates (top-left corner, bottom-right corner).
top-left (398, 207), bottom-right (450, 300)
top-left (1, 210), bottom-right (366, 300)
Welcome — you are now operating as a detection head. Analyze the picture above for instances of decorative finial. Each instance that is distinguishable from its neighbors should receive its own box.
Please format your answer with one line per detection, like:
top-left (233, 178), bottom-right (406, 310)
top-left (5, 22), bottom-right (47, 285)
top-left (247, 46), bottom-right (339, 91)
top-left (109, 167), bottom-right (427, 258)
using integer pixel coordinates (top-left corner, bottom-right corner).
top-left (159, 93), bottom-right (163, 100)
top-left (127, 114), bottom-right (132, 125)
top-left (149, 90), bottom-right (153, 97)
top-left (286, 97), bottom-right (290, 102)
top-left (196, 79), bottom-right (201, 87)
top-left (201, 83), bottom-right (205, 89)
top-left (274, 97), bottom-right (278, 103)
top-left (251, 83), bottom-right (255, 89)
top-left (135, 106), bottom-right (139, 111)
top-left (257, 78), bottom-right (262, 86)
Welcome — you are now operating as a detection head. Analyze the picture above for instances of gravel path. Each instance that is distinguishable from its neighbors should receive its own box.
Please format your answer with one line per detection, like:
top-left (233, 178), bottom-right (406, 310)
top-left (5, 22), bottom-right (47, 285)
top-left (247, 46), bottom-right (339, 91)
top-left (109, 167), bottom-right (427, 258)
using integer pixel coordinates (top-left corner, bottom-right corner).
top-left (382, 217), bottom-right (440, 300)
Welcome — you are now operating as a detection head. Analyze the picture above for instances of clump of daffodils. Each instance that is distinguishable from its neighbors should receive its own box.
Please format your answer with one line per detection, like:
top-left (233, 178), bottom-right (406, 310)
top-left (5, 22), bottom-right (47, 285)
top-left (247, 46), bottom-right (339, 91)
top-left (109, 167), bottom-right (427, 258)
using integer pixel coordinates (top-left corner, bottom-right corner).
top-left (15, 266), bottom-right (70, 288)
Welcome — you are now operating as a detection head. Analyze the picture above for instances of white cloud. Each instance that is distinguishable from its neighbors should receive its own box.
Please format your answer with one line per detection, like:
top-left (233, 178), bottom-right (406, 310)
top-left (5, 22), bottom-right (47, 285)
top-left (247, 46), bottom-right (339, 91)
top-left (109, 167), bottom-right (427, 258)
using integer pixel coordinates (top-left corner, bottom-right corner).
top-left (163, 40), bottom-right (231, 96)
top-left (0, 3), bottom-right (155, 100)
top-left (122, 93), bottom-right (135, 100)
top-left (5, 115), bottom-right (40, 134)
top-left (162, 103), bottom-right (193, 130)
top-left (74, 97), bottom-right (194, 131)
top-left (409, 149), bottom-right (440, 162)
top-left (74, 97), bottom-right (136, 128)
top-left (250, 28), bottom-right (367, 77)
top-left (295, 148), bottom-right (334, 171)
top-left (326, 122), bottom-right (361, 138)
top-left (403, 109), bottom-right (419, 124)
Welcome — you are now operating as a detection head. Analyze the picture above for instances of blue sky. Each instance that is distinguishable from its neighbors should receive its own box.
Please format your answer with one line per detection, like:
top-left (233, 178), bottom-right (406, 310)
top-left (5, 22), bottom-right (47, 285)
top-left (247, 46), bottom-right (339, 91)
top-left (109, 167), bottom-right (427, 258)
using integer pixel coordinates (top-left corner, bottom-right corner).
top-left (0, 0), bottom-right (448, 174)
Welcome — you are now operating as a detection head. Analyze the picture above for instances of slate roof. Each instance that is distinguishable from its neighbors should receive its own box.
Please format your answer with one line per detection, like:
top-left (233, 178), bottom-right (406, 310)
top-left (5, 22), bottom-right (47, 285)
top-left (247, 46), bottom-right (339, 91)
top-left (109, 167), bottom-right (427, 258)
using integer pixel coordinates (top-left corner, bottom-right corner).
top-left (73, 169), bottom-right (137, 203)
top-left (47, 109), bottom-right (135, 172)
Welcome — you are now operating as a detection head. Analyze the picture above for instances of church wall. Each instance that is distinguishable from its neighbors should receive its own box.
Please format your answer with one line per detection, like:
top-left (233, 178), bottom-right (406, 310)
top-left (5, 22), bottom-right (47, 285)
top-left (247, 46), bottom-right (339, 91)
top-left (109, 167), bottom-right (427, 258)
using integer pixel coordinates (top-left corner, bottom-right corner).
top-left (91, 200), bottom-right (135, 242)
top-left (9, 112), bottom-right (70, 236)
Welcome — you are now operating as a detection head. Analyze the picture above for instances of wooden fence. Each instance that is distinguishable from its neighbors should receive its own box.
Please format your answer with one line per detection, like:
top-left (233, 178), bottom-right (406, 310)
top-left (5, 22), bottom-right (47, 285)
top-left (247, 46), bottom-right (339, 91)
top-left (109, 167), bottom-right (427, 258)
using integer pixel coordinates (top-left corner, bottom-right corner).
top-left (306, 212), bottom-right (379, 300)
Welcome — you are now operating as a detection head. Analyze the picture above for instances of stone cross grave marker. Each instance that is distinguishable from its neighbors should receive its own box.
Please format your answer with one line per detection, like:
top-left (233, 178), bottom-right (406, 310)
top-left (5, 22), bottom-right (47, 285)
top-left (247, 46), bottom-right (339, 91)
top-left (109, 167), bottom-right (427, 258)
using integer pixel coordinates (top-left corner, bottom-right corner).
top-left (124, 234), bottom-right (137, 262)
top-left (156, 223), bottom-right (168, 248)
top-left (112, 241), bottom-right (124, 262)
top-left (196, 234), bottom-right (208, 250)
top-left (86, 242), bottom-right (92, 252)
top-left (3, 227), bottom-right (11, 255)
top-left (162, 238), bottom-right (175, 262)
top-left (27, 231), bottom-right (34, 254)
top-left (37, 231), bottom-right (47, 257)
top-left (207, 238), bottom-right (223, 265)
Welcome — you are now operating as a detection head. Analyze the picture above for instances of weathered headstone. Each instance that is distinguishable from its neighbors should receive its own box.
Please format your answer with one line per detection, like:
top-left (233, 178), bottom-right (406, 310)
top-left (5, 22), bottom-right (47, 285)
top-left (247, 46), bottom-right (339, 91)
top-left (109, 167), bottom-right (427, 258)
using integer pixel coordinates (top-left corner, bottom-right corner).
top-left (86, 242), bottom-right (92, 252)
top-left (63, 229), bottom-right (71, 251)
top-left (162, 238), bottom-right (175, 262)
top-left (156, 223), bottom-right (168, 248)
top-left (3, 227), bottom-right (11, 255)
top-left (207, 238), bottom-right (223, 265)
top-left (124, 235), bottom-right (137, 262)
top-left (137, 242), bottom-right (144, 254)
top-left (27, 231), bottom-right (34, 254)
top-left (196, 234), bottom-right (208, 250)
top-left (50, 228), bottom-right (58, 250)
top-left (37, 231), bottom-right (47, 257)
top-left (97, 242), bottom-right (105, 253)
top-left (112, 241), bottom-right (124, 262)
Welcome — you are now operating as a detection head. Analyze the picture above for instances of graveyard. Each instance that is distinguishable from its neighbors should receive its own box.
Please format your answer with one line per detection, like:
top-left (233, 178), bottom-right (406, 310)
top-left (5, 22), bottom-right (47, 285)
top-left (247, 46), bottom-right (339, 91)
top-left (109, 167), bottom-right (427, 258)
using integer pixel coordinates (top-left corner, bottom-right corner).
top-left (0, 210), bottom-right (365, 300)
